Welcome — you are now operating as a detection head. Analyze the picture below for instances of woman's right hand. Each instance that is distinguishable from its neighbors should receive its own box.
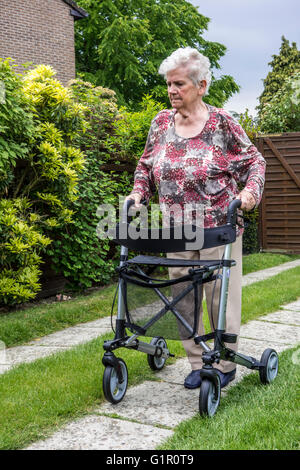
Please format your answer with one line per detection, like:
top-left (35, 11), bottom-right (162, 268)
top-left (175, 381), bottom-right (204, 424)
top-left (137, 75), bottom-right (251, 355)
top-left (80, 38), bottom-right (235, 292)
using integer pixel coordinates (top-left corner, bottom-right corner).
top-left (125, 193), bottom-right (143, 208)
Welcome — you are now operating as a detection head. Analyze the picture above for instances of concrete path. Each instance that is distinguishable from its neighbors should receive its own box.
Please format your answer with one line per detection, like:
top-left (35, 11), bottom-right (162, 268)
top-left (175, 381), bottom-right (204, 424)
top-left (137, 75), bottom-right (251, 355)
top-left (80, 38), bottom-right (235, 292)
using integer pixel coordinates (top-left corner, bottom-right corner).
top-left (0, 259), bottom-right (299, 450)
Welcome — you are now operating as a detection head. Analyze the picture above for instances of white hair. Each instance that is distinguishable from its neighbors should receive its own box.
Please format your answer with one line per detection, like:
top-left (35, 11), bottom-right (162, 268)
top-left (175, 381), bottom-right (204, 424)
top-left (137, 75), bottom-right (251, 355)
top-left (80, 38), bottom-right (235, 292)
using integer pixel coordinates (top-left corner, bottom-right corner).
top-left (158, 47), bottom-right (212, 94)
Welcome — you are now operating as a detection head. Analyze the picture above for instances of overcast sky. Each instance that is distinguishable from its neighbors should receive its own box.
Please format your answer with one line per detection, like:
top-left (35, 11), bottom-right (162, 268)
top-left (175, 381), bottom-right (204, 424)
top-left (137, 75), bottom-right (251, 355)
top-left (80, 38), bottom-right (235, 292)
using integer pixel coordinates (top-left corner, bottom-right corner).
top-left (190, 0), bottom-right (300, 116)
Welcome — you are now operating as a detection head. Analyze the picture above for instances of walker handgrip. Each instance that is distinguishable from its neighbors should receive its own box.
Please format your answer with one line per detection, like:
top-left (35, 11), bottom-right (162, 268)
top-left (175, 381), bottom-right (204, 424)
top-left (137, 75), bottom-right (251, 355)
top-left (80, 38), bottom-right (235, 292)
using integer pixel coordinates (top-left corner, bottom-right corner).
top-left (226, 199), bottom-right (242, 226)
top-left (122, 198), bottom-right (136, 223)
top-left (122, 198), bottom-right (148, 223)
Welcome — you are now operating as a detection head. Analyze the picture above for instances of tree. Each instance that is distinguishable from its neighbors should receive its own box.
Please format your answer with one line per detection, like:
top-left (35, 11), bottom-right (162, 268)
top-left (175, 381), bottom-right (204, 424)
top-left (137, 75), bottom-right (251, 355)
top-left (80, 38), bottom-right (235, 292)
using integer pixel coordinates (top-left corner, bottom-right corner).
top-left (257, 36), bottom-right (300, 116)
top-left (75, 0), bottom-right (239, 107)
top-left (259, 70), bottom-right (300, 133)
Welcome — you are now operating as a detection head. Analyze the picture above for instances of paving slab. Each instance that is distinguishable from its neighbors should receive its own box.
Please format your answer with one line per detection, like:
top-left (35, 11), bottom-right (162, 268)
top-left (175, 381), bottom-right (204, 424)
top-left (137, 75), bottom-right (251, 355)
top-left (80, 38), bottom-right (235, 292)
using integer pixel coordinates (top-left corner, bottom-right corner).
top-left (237, 336), bottom-right (289, 357)
top-left (258, 310), bottom-right (300, 326)
top-left (281, 300), bottom-right (300, 312)
top-left (240, 320), bottom-right (300, 345)
top-left (29, 325), bottom-right (109, 347)
top-left (3, 345), bottom-right (67, 369)
top-left (100, 380), bottom-right (200, 428)
top-left (26, 415), bottom-right (173, 451)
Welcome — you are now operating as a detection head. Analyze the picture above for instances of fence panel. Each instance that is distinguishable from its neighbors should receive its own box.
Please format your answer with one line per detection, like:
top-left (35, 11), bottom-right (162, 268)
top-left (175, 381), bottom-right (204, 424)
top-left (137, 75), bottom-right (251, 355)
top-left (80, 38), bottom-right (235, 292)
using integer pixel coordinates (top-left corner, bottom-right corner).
top-left (256, 132), bottom-right (300, 253)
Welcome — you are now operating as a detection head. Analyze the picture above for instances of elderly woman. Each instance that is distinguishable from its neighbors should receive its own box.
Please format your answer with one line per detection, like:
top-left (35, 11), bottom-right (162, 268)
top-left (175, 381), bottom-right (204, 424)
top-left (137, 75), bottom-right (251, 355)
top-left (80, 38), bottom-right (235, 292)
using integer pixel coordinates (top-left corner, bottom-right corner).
top-left (126, 47), bottom-right (266, 389)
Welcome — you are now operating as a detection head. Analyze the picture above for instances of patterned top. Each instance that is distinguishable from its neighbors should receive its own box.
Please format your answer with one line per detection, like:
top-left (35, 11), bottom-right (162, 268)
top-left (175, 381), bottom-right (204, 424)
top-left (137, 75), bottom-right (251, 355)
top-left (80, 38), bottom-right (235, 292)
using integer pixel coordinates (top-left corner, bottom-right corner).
top-left (131, 104), bottom-right (266, 235)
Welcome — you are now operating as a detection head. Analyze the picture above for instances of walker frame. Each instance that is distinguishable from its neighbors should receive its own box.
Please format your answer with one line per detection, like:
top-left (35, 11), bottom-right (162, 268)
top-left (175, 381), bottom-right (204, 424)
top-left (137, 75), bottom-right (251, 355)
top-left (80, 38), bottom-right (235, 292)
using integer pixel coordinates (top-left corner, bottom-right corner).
top-left (102, 199), bottom-right (279, 417)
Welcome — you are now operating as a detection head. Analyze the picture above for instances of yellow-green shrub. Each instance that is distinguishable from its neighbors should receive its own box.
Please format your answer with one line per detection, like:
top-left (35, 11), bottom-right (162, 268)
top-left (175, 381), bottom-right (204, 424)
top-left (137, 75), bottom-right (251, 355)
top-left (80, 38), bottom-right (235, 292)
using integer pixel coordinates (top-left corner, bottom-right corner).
top-left (0, 199), bottom-right (51, 304)
top-left (0, 62), bottom-right (87, 305)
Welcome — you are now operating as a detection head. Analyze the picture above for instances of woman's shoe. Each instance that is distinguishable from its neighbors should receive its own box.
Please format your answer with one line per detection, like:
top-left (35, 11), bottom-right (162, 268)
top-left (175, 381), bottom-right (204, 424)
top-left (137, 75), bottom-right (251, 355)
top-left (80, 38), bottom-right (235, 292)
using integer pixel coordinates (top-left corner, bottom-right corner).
top-left (184, 370), bottom-right (202, 389)
top-left (216, 369), bottom-right (236, 388)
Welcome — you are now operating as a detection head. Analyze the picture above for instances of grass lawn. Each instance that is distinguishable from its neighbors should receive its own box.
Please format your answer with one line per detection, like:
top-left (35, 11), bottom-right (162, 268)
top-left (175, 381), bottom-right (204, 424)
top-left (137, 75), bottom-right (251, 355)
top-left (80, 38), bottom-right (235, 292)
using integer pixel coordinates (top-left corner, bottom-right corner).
top-left (0, 252), bottom-right (299, 348)
top-left (0, 263), bottom-right (299, 449)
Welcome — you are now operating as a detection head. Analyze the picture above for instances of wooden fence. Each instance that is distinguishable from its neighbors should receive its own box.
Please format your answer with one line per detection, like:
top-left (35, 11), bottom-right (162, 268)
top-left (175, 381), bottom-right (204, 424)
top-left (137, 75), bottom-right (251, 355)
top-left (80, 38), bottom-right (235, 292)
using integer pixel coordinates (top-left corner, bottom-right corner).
top-left (256, 132), bottom-right (300, 253)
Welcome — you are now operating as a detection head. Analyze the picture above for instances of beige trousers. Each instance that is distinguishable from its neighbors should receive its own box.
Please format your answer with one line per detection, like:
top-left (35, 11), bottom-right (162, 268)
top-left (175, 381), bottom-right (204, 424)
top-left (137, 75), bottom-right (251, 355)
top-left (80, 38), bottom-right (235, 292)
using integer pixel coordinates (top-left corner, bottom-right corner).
top-left (167, 236), bottom-right (242, 373)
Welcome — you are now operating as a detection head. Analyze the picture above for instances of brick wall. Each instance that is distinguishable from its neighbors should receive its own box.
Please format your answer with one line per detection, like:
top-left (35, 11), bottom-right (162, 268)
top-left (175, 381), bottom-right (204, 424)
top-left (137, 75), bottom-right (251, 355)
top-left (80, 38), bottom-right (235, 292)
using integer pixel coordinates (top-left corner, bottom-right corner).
top-left (0, 0), bottom-right (77, 85)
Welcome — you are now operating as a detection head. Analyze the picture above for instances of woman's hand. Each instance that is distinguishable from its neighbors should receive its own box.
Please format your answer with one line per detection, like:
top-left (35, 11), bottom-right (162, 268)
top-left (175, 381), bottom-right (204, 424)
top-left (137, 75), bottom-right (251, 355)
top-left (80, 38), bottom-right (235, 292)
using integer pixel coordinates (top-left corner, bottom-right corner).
top-left (125, 193), bottom-right (143, 208)
top-left (237, 189), bottom-right (256, 211)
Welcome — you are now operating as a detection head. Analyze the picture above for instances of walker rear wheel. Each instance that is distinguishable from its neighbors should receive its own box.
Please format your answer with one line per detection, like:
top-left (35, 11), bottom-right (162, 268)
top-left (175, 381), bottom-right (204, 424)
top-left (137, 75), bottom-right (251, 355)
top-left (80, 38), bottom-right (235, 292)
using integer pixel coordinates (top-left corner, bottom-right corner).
top-left (147, 337), bottom-right (168, 371)
top-left (199, 376), bottom-right (221, 417)
top-left (259, 348), bottom-right (279, 384)
top-left (103, 358), bottom-right (128, 404)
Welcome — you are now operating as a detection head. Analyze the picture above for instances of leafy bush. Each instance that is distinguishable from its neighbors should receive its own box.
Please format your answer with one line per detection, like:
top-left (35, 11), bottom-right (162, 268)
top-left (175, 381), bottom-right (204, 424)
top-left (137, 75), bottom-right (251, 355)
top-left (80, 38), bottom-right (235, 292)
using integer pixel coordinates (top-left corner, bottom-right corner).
top-left (17, 65), bottom-right (87, 225)
top-left (0, 69), bottom-right (164, 300)
top-left (109, 94), bottom-right (164, 163)
top-left (0, 198), bottom-right (51, 305)
top-left (0, 62), bottom-right (87, 305)
top-left (47, 79), bottom-right (135, 288)
top-left (46, 86), bottom-right (165, 289)
top-left (0, 59), bottom-right (36, 195)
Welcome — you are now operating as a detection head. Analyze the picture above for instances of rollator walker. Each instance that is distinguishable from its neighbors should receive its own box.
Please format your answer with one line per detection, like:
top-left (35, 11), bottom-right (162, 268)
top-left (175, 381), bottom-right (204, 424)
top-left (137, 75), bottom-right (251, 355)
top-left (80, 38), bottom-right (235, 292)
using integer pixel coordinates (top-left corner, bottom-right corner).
top-left (102, 198), bottom-right (279, 417)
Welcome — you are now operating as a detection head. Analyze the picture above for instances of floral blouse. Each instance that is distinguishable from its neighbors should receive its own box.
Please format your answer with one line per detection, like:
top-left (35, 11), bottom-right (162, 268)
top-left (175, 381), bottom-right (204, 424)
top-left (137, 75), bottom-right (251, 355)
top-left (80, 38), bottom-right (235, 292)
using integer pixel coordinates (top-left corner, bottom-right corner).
top-left (131, 104), bottom-right (266, 235)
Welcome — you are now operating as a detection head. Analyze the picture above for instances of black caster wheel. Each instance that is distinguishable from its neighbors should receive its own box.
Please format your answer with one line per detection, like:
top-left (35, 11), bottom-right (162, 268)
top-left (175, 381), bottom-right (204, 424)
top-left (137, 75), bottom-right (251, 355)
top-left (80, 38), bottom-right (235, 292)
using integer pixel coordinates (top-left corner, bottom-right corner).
top-left (103, 358), bottom-right (128, 404)
top-left (259, 348), bottom-right (279, 384)
top-left (147, 336), bottom-right (168, 371)
top-left (199, 375), bottom-right (221, 417)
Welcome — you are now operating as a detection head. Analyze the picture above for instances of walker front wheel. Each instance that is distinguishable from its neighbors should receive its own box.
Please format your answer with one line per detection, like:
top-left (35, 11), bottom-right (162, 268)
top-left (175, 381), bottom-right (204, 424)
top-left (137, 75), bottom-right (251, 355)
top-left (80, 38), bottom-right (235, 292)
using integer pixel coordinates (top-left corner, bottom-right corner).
top-left (103, 358), bottom-right (128, 404)
top-left (147, 337), bottom-right (168, 371)
top-left (259, 348), bottom-right (279, 384)
top-left (199, 376), bottom-right (221, 417)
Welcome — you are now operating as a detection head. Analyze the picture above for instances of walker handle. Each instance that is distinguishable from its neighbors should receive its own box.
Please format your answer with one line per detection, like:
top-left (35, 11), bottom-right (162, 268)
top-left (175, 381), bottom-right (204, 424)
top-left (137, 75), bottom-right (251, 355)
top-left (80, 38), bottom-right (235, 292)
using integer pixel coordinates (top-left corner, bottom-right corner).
top-left (122, 198), bottom-right (135, 223)
top-left (122, 197), bottom-right (148, 223)
top-left (226, 199), bottom-right (242, 226)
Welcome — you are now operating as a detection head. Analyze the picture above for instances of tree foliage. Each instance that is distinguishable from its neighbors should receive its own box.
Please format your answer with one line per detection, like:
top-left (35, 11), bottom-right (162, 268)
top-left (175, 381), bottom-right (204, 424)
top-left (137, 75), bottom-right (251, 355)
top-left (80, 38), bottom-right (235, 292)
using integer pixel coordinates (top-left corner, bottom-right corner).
top-left (257, 36), bottom-right (300, 117)
top-left (259, 70), bottom-right (300, 133)
top-left (75, 0), bottom-right (239, 107)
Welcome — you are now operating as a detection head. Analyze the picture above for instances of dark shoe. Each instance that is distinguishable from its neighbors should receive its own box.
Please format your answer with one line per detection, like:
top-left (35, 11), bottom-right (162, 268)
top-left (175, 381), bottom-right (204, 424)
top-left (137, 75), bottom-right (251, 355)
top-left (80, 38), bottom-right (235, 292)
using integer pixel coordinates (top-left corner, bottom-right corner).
top-left (184, 370), bottom-right (202, 389)
top-left (216, 369), bottom-right (236, 388)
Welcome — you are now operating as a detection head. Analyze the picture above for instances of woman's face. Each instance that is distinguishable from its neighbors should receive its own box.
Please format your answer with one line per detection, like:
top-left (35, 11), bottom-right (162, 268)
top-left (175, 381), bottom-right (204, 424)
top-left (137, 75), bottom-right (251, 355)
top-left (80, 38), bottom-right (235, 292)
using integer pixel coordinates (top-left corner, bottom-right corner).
top-left (166, 66), bottom-right (205, 110)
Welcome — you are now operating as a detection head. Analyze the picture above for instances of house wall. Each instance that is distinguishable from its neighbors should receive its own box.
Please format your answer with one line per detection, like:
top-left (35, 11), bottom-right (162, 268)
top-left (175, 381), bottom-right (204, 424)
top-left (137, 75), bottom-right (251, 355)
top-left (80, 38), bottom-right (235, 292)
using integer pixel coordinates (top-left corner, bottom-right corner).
top-left (0, 0), bottom-right (76, 84)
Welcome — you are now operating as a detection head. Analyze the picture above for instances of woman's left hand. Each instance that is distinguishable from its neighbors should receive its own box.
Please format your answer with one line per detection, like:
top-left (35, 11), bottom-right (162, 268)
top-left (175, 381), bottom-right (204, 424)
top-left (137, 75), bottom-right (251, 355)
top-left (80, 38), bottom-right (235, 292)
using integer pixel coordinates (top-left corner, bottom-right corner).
top-left (237, 189), bottom-right (256, 211)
